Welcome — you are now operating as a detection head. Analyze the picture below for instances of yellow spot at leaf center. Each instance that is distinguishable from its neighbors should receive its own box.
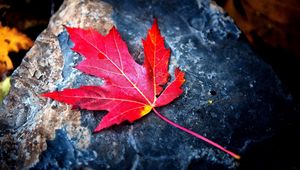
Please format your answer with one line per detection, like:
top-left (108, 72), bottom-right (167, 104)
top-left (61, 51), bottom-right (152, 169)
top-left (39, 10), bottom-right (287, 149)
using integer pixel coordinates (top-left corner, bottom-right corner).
top-left (140, 105), bottom-right (153, 116)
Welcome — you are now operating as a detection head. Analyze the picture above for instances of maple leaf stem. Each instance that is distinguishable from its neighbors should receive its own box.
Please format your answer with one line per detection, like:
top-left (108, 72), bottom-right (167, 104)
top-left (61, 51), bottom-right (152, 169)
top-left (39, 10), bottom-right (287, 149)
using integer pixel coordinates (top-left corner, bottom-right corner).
top-left (152, 108), bottom-right (241, 160)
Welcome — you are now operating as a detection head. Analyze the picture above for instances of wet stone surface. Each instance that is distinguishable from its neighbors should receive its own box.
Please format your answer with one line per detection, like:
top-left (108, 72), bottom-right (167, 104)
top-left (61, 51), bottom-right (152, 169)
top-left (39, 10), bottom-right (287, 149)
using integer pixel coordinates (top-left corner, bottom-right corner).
top-left (0, 0), bottom-right (298, 169)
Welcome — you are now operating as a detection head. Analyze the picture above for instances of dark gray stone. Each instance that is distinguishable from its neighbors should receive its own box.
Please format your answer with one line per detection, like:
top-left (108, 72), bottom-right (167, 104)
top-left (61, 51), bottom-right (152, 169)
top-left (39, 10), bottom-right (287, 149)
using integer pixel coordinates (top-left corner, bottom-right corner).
top-left (0, 0), bottom-right (298, 169)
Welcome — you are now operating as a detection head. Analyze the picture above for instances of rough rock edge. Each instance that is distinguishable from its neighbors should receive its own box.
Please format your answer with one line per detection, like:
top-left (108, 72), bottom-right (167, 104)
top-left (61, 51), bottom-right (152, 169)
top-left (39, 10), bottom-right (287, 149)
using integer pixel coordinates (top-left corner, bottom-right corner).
top-left (0, 0), bottom-right (114, 168)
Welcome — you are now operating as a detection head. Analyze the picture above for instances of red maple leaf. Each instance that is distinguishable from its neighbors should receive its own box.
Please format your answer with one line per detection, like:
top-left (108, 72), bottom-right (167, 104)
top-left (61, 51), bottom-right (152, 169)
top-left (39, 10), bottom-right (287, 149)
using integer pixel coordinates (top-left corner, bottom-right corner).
top-left (42, 19), bottom-right (240, 159)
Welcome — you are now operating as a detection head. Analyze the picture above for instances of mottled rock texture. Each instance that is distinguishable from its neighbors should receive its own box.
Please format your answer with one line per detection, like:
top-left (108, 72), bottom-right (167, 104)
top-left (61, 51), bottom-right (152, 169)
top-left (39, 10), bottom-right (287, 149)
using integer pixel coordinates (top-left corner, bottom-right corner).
top-left (0, 0), bottom-right (298, 169)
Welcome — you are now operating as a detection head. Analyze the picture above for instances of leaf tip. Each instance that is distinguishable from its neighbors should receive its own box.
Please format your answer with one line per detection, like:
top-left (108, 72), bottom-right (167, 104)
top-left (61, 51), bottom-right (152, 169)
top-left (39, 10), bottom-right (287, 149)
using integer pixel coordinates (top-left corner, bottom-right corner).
top-left (64, 25), bottom-right (74, 33)
top-left (92, 129), bottom-right (100, 134)
top-left (153, 17), bottom-right (158, 24)
top-left (41, 91), bottom-right (62, 101)
top-left (109, 26), bottom-right (118, 34)
top-left (41, 91), bottom-right (55, 98)
top-left (93, 126), bottom-right (104, 133)
top-left (175, 68), bottom-right (185, 83)
top-left (150, 18), bottom-right (159, 32)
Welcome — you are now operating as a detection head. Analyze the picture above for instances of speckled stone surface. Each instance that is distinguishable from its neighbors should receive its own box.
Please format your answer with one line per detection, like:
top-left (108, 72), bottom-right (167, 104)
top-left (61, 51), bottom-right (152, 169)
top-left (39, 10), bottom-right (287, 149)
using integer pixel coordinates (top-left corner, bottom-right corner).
top-left (0, 0), bottom-right (298, 169)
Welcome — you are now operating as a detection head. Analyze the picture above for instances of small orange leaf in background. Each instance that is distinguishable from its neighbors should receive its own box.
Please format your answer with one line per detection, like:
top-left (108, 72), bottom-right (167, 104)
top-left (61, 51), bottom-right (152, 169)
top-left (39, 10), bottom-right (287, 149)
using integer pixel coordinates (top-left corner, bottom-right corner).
top-left (0, 24), bottom-right (33, 77)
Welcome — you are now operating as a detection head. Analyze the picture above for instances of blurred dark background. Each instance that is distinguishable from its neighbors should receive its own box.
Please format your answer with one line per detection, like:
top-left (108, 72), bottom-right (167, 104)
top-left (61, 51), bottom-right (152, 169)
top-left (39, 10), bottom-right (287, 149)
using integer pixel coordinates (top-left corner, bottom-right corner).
top-left (215, 0), bottom-right (300, 106)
